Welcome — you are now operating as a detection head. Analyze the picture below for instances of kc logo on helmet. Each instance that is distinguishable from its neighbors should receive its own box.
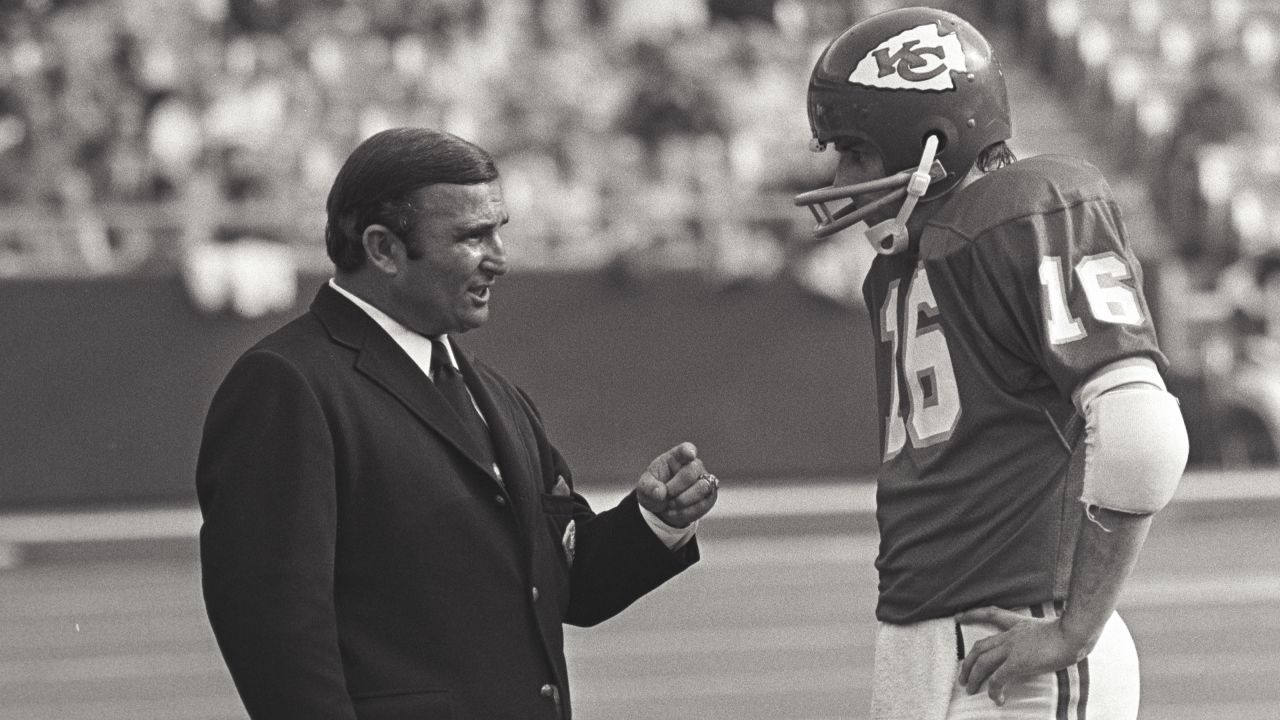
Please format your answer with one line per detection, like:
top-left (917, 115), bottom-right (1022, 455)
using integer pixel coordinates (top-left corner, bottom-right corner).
top-left (848, 22), bottom-right (967, 92)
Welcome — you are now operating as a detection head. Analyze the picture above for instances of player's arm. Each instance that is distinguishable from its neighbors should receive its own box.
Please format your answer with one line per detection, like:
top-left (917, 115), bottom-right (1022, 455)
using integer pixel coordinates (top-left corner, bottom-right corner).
top-left (958, 357), bottom-right (1188, 704)
top-left (1058, 357), bottom-right (1189, 648)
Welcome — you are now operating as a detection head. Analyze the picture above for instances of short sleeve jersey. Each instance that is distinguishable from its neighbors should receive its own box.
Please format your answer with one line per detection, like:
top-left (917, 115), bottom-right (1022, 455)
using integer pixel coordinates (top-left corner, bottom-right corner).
top-left (862, 155), bottom-right (1168, 624)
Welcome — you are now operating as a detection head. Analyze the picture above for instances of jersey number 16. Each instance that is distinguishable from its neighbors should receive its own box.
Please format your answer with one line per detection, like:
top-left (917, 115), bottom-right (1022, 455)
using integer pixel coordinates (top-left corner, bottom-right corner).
top-left (878, 254), bottom-right (1144, 460)
top-left (879, 265), bottom-right (960, 461)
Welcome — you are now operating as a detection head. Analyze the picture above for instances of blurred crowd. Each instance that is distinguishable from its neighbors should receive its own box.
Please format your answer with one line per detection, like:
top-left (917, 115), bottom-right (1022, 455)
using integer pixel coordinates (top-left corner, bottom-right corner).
top-left (0, 0), bottom-right (903, 282)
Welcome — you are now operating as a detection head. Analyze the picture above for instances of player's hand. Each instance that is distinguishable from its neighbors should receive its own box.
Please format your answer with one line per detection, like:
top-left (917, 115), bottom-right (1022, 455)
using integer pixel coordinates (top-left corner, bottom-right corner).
top-left (635, 442), bottom-right (719, 528)
top-left (956, 607), bottom-right (1089, 706)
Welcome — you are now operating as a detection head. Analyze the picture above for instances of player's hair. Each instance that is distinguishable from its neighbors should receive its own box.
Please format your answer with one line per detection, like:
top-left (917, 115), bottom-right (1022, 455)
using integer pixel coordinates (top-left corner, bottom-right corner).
top-left (976, 140), bottom-right (1016, 173)
top-left (325, 127), bottom-right (499, 272)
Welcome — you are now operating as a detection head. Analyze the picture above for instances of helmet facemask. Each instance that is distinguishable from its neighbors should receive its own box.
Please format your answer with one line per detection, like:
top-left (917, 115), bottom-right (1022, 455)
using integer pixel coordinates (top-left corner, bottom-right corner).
top-left (795, 133), bottom-right (946, 255)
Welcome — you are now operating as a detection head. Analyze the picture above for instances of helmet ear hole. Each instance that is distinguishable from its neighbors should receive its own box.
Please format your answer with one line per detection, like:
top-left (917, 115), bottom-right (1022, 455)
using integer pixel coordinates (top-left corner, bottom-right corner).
top-left (924, 131), bottom-right (948, 154)
top-left (914, 117), bottom-right (957, 162)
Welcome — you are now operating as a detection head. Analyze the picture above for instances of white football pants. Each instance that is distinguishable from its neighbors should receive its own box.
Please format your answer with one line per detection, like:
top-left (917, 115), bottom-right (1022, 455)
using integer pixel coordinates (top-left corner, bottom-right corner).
top-left (872, 602), bottom-right (1140, 720)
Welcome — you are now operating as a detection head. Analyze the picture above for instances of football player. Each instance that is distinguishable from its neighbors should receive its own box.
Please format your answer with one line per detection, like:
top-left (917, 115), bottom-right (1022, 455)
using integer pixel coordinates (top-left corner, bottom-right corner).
top-left (794, 8), bottom-right (1189, 719)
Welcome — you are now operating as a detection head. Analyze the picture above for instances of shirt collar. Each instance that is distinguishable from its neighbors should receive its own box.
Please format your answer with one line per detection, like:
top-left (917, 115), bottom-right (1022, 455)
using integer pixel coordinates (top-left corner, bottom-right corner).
top-left (328, 278), bottom-right (458, 373)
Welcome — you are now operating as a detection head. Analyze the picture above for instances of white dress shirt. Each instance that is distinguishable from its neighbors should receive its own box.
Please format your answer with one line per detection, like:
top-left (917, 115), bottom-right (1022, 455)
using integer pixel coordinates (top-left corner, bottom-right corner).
top-left (327, 279), bottom-right (695, 549)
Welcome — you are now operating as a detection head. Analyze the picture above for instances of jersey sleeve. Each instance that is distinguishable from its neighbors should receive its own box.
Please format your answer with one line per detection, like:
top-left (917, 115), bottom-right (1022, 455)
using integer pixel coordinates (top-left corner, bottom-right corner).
top-left (976, 195), bottom-right (1168, 399)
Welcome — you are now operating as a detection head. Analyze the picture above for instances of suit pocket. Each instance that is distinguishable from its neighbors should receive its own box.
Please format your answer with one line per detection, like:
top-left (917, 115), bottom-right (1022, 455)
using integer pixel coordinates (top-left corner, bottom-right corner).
top-left (540, 493), bottom-right (577, 555)
top-left (540, 492), bottom-right (577, 577)
top-left (540, 492), bottom-right (576, 518)
top-left (352, 689), bottom-right (452, 720)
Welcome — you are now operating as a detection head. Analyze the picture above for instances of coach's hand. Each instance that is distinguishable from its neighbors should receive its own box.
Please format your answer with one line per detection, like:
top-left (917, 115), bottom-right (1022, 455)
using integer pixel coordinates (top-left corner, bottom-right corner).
top-left (635, 442), bottom-right (719, 528)
top-left (956, 607), bottom-right (1088, 706)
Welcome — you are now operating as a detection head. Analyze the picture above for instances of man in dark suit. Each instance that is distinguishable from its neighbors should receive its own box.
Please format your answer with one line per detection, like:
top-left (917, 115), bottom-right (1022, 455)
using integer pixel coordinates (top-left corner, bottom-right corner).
top-left (196, 127), bottom-right (718, 720)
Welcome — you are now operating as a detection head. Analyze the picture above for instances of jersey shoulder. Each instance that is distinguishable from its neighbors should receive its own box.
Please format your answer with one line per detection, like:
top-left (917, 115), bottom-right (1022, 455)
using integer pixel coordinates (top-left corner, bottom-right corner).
top-left (931, 154), bottom-right (1116, 240)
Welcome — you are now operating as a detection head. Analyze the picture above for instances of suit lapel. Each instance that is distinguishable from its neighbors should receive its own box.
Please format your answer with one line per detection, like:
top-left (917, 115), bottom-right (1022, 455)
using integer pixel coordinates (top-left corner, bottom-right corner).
top-left (311, 286), bottom-right (501, 485)
top-left (454, 345), bottom-right (537, 513)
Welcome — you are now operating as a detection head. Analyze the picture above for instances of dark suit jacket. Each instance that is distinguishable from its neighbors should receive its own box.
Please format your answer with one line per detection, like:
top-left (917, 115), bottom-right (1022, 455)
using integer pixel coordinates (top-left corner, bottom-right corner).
top-left (197, 285), bottom-right (698, 720)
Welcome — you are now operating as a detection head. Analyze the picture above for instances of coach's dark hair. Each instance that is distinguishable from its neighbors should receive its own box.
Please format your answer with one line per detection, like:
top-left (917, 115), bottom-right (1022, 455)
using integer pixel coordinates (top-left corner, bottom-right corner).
top-left (325, 127), bottom-right (499, 272)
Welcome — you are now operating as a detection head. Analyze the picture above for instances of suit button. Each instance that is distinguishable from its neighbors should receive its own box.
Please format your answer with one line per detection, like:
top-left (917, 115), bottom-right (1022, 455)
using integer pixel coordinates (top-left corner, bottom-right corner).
top-left (531, 585), bottom-right (540, 602)
top-left (495, 495), bottom-right (506, 506)
top-left (540, 683), bottom-right (554, 698)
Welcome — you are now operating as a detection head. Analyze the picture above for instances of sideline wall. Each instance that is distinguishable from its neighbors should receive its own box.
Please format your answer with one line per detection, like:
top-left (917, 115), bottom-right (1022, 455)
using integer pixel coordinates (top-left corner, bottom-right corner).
top-left (1, 272), bottom-right (879, 509)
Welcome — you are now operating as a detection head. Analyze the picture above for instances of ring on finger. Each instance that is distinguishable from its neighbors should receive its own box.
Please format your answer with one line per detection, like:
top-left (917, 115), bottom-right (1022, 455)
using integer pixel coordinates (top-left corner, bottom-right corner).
top-left (698, 472), bottom-right (719, 492)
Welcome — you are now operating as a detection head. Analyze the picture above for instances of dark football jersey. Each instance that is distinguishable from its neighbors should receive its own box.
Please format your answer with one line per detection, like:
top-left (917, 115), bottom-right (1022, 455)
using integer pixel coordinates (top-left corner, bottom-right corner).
top-left (862, 155), bottom-right (1168, 624)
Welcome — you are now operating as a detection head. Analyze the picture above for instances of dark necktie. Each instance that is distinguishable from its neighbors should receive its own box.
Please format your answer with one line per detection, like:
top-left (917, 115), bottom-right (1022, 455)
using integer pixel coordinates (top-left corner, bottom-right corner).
top-left (430, 338), bottom-right (498, 474)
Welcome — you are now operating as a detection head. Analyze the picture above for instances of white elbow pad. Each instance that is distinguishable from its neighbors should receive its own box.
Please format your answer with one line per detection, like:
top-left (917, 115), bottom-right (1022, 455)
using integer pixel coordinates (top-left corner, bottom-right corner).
top-left (1080, 384), bottom-right (1189, 514)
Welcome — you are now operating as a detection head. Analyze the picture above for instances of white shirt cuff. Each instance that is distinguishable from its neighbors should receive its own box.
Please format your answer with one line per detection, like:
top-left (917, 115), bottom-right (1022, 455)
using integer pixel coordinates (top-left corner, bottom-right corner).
top-left (638, 504), bottom-right (697, 550)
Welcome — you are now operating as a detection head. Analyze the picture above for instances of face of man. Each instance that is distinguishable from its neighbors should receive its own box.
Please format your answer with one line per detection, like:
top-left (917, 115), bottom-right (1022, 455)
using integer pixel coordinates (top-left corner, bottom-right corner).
top-left (832, 137), bottom-right (894, 228)
top-left (385, 180), bottom-right (509, 337)
top-left (831, 135), bottom-right (949, 245)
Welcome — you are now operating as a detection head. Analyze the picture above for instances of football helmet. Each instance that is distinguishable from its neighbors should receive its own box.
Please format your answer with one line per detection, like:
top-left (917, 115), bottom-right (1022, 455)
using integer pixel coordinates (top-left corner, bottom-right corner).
top-left (794, 7), bottom-right (1012, 253)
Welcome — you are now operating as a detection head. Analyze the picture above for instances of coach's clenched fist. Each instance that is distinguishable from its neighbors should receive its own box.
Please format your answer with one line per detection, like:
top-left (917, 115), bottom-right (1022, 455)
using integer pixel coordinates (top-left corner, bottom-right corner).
top-left (635, 442), bottom-right (719, 528)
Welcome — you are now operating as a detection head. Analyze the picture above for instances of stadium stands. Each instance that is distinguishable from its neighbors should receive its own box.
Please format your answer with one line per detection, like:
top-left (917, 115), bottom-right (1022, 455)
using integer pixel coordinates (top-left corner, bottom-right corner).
top-left (0, 0), bottom-right (861, 281)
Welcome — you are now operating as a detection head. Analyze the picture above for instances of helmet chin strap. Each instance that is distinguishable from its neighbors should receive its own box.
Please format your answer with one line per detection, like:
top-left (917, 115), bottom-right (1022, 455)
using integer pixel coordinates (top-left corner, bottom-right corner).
top-left (865, 134), bottom-right (941, 255)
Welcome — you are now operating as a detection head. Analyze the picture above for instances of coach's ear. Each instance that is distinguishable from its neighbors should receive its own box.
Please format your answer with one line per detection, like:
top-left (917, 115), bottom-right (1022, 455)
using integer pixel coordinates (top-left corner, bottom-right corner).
top-left (362, 224), bottom-right (404, 275)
